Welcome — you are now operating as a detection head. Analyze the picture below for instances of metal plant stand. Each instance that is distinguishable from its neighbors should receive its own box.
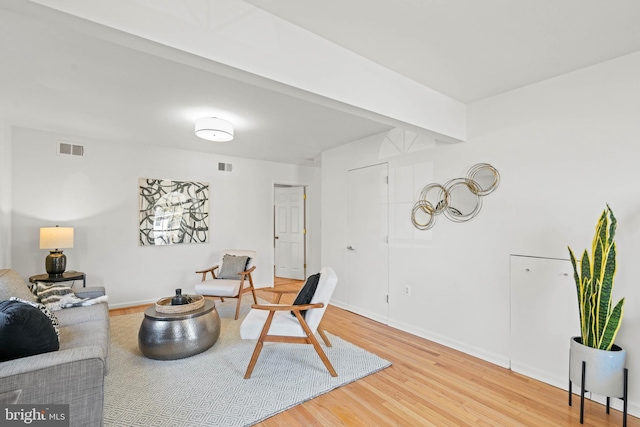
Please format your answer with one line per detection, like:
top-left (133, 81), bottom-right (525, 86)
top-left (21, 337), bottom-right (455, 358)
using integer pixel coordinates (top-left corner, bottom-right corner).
top-left (569, 360), bottom-right (628, 427)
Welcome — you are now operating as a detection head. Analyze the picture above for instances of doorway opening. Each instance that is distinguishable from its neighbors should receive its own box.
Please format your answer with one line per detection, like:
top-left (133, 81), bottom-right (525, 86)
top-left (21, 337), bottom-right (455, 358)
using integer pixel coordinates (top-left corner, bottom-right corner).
top-left (273, 184), bottom-right (307, 281)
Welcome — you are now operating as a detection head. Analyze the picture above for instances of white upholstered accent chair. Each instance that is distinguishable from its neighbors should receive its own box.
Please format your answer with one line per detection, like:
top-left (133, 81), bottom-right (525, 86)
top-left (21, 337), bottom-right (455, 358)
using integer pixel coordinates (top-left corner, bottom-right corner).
top-left (239, 267), bottom-right (338, 379)
top-left (195, 249), bottom-right (257, 320)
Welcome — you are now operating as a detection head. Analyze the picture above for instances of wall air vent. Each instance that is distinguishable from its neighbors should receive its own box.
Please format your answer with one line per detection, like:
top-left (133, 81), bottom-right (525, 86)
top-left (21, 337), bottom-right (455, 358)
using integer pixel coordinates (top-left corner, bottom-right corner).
top-left (58, 142), bottom-right (85, 157)
top-left (218, 162), bottom-right (233, 172)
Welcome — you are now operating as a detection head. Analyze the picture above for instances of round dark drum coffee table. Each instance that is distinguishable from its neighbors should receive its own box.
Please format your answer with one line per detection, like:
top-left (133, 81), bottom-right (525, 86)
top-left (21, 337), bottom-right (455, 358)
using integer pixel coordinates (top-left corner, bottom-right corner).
top-left (138, 299), bottom-right (220, 360)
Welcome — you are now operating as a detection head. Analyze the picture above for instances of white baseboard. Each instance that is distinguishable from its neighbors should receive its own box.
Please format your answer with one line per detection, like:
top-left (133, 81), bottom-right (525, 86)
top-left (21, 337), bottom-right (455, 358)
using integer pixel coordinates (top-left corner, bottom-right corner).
top-left (511, 362), bottom-right (567, 390)
top-left (329, 299), bottom-right (509, 368)
top-left (108, 298), bottom-right (157, 309)
top-left (387, 318), bottom-right (510, 369)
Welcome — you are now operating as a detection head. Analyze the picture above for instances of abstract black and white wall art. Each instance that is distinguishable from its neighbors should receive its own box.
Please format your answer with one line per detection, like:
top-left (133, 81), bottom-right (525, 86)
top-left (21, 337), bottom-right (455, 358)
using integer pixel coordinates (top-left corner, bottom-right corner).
top-left (139, 178), bottom-right (210, 245)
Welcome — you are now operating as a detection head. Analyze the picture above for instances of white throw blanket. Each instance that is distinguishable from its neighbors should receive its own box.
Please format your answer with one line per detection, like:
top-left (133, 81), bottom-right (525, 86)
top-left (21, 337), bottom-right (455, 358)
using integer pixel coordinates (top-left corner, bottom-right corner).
top-left (45, 293), bottom-right (109, 311)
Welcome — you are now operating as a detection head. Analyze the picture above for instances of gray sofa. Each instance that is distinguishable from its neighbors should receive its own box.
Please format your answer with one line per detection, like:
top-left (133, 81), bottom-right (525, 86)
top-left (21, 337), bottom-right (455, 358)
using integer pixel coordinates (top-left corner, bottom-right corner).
top-left (0, 269), bottom-right (110, 426)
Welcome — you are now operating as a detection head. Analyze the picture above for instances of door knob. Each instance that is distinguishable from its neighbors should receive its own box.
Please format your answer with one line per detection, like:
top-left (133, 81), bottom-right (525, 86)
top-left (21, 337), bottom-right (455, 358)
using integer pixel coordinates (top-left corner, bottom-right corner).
top-left (347, 245), bottom-right (355, 250)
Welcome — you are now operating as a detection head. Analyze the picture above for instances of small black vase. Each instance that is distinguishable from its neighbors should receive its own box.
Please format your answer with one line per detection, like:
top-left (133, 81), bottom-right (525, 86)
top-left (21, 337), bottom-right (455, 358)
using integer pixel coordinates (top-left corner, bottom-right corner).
top-left (171, 288), bottom-right (191, 305)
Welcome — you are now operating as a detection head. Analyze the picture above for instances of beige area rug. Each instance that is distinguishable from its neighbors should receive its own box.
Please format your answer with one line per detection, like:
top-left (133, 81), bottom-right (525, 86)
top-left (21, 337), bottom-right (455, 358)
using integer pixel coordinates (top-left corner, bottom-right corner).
top-left (104, 298), bottom-right (391, 426)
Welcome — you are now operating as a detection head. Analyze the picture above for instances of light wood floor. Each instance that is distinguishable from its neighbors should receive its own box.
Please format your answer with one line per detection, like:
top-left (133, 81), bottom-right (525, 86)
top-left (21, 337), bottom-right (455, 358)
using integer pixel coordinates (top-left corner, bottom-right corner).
top-left (110, 278), bottom-right (638, 426)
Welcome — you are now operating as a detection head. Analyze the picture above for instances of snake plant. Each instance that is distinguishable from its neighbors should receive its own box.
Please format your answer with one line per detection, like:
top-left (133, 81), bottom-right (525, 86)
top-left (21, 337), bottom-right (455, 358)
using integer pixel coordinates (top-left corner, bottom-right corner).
top-left (568, 205), bottom-right (624, 350)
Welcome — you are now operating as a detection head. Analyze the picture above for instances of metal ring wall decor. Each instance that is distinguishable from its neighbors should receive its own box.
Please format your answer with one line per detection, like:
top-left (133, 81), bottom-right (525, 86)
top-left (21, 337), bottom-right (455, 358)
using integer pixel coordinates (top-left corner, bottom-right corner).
top-left (411, 200), bottom-right (436, 230)
top-left (411, 163), bottom-right (500, 230)
top-left (419, 183), bottom-right (448, 215)
top-left (441, 178), bottom-right (483, 222)
top-left (466, 163), bottom-right (500, 196)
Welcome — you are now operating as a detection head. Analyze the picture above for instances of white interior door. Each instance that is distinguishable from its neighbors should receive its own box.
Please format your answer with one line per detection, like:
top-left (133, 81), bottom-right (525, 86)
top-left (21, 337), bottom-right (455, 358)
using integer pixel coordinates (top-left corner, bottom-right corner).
top-left (274, 186), bottom-right (305, 280)
top-left (346, 163), bottom-right (389, 324)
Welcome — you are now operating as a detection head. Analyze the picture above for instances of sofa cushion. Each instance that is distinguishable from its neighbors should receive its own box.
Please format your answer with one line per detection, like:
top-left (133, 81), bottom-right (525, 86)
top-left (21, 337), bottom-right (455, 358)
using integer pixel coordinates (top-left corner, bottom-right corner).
top-left (54, 303), bottom-right (109, 327)
top-left (0, 390), bottom-right (22, 404)
top-left (0, 269), bottom-right (37, 303)
top-left (241, 309), bottom-right (311, 339)
top-left (0, 300), bottom-right (60, 362)
top-left (195, 279), bottom-right (242, 297)
top-left (58, 319), bottom-right (111, 374)
top-left (58, 321), bottom-right (109, 356)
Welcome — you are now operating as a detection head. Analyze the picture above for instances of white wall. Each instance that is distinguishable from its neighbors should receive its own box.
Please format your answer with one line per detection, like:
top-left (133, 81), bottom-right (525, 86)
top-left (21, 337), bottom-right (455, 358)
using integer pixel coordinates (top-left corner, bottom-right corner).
top-left (322, 51), bottom-right (640, 413)
top-left (10, 127), bottom-right (321, 307)
top-left (0, 120), bottom-right (11, 268)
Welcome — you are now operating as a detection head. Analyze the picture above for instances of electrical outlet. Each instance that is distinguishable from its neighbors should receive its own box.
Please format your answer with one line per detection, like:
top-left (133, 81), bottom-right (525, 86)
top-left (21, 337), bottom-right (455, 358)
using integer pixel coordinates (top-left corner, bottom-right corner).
top-left (403, 285), bottom-right (411, 296)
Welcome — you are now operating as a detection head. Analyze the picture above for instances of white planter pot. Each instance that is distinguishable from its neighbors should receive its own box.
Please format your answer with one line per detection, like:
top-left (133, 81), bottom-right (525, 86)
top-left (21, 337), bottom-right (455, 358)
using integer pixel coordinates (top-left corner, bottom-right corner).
top-left (569, 336), bottom-right (626, 397)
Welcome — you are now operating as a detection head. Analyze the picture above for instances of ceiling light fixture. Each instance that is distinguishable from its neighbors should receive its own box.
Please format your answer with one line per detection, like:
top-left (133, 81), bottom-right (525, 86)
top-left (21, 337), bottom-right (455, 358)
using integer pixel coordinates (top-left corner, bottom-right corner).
top-left (194, 117), bottom-right (234, 142)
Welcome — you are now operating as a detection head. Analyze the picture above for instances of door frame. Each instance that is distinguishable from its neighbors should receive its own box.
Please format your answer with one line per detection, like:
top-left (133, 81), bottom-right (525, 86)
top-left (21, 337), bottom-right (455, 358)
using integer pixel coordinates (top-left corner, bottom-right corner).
top-left (346, 162), bottom-right (390, 324)
top-left (273, 182), bottom-right (307, 279)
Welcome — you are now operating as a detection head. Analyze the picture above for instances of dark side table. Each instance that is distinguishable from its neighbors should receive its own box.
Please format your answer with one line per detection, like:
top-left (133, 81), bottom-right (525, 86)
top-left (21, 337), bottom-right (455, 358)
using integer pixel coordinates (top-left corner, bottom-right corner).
top-left (29, 271), bottom-right (86, 288)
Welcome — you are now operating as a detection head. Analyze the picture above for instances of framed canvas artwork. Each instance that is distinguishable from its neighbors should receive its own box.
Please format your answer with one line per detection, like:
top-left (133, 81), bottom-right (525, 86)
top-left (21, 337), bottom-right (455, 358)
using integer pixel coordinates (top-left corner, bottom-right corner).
top-left (139, 178), bottom-right (209, 245)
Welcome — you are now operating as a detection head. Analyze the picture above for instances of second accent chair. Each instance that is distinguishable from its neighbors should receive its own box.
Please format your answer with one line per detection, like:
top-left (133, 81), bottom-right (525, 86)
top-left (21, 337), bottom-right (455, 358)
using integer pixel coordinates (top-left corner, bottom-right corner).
top-left (239, 266), bottom-right (338, 379)
top-left (195, 249), bottom-right (257, 320)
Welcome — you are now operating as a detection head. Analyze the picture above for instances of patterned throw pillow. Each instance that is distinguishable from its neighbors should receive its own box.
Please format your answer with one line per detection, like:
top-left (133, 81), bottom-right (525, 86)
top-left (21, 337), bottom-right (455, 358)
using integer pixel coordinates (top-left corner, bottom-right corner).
top-left (9, 297), bottom-right (60, 341)
top-left (217, 255), bottom-right (250, 279)
top-left (34, 282), bottom-right (87, 311)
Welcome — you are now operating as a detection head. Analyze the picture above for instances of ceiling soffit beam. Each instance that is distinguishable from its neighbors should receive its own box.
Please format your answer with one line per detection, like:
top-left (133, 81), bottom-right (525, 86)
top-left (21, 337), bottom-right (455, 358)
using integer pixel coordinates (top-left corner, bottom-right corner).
top-left (18, 0), bottom-right (466, 142)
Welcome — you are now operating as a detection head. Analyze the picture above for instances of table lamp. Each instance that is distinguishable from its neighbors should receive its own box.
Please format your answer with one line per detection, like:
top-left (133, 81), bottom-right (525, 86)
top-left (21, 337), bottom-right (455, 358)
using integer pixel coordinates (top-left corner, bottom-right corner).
top-left (40, 226), bottom-right (74, 276)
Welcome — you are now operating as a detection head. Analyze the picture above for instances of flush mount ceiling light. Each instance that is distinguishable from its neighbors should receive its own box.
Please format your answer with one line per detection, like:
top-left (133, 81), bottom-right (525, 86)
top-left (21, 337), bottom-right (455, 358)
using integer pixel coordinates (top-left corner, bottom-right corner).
top-left (194, 117), bottom-right (234, 142)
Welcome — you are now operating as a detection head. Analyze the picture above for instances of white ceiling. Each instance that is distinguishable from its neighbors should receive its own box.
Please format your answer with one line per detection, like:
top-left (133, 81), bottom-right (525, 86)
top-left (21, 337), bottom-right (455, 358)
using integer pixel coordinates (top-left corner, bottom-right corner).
top-left (0, 5), bottom-right (392, 166)
top-left (248, 0), bottom-right (640, 103)
top-left (2, 1), bottom-right (640, 165)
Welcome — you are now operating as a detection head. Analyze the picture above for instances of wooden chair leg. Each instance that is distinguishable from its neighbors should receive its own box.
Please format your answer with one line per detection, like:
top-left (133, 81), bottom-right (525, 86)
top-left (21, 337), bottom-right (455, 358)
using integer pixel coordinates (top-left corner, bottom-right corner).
top-left (244, 341), bottom-right (264, 379)
top-left (317, 326), bottom-right (332, 347)
top-left (244, 312), bottom-right (276, 379)
top-left (234, 291), bottom-right (243, 320)
top-left (309, 333), bottom-right (337, 377)
top-left (249, 275), bottom-right (258, 303)
top-left (294, 312), bottom-right (337, 377)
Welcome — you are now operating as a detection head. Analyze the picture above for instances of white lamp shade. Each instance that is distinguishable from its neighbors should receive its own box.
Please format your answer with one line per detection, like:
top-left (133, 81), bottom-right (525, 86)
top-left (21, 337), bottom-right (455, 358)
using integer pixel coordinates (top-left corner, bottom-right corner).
top-left (40, 227), bottom-right (74, 249)
top-left (195, 117), bottom-right (234, 142)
